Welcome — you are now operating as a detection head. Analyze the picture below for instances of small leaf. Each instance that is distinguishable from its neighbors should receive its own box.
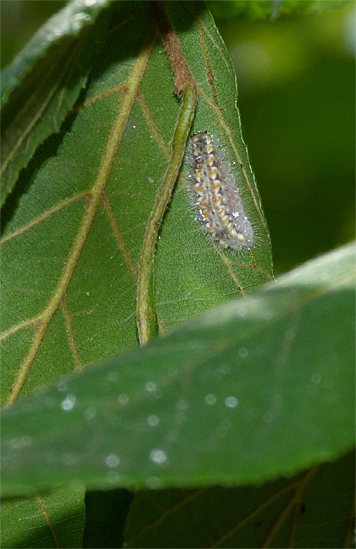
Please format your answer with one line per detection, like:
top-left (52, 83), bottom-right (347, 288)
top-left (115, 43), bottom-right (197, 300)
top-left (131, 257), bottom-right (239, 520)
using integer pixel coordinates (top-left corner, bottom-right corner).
top-left (1, 242), bottom-right (354, 497)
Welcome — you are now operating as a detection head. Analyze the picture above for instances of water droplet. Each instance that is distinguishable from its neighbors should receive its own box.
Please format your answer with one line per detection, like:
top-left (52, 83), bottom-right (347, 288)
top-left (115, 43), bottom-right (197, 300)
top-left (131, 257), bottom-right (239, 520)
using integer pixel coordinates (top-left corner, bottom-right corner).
top-left (8, 438), bottom-right (22, 450)
top-left (147, 415), bottom-right (160, 426)
top-left (149, 449), bottom-right (168, 465)
top-left (57, 381), bottom-right (68, 392)
top-left (217, 364), bottom-right (230, 375)
top-left (285, 329), bottom-right (295, 340)
top-left (225, 396), bottom-right (238, 408)
top-left (107, 371), bottom-right (118, 382)
top-left (145, 476), bottom-right (162, 489)
top-left (145, 381), bottom-right (157, 392)
top-left (60, 394), bottom-right (76, 411)
top-left (176, 399), bottom-right (189, 411)
top-left (237, 306), bottom-right (246, 317)
top-left (84, 406), bottom-right (97, 420)
top-left (238, 348), bottom-right (248, 358)
top-left (205, 394), bottom-right (217, 405)
top-left (323, 379), bottom-right (334, 389)
top-left (118, 393), bottom-right (129, 405)
top-left (61, 453), bottom-right (78, 465)
top-left (21, 436), bottom-right (32, 446)
top-left (311, 373), bottom-right (321, 384)
top-left (122, 117), bottom-right (139, 143)
top-left (263, 412), bottom-right (274, 423)
top-left (106, 471), bottom-right (120, 484)
top-left (105, 454), bottom-right (120, 468)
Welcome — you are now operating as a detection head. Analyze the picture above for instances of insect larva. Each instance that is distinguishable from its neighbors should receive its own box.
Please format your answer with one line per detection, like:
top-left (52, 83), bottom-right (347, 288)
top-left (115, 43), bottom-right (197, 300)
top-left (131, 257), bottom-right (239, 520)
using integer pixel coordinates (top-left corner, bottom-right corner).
top-left (190, 132), bottom-right (253, 251)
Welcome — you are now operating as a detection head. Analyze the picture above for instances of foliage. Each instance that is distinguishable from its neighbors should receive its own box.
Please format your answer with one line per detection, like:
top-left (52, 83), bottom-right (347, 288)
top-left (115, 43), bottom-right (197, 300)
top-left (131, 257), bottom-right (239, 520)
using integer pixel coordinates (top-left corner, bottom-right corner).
top-left (207, 0), bottom-right (353, 20)
top-left (1, 1), bottom-right (354, 547)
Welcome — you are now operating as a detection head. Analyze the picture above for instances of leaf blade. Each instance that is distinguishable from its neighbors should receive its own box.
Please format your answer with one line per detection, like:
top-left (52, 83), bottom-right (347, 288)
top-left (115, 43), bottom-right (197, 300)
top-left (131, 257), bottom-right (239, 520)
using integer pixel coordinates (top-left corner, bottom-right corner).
top-left (1, 243), bottom-right (354, 497)
top-left (1, 1), bottom-right (273, 405)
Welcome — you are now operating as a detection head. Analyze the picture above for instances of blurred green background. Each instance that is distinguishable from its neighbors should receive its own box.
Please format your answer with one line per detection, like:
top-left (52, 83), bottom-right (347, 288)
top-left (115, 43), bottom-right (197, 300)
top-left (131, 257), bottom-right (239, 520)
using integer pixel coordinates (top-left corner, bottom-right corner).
top-left (1, 1), bottom-right (355, 274)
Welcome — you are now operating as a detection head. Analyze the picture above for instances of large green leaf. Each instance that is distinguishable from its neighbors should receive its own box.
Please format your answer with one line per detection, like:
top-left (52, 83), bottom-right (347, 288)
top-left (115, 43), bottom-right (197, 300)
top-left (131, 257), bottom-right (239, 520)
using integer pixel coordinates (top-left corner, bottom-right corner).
top-left (1, 242), bottom-right (354, 498)
top-left (0, 0), bottom-right (113, 207)
top-left (1, 0), bottom-right (272, 407)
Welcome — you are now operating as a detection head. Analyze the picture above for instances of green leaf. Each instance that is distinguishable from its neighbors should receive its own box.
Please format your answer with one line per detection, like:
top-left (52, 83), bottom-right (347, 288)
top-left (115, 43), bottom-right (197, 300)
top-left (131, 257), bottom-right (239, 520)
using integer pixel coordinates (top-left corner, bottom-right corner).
top-left (0, 0), bottom-right (112, 207)
top-left (0, 484), bottom-right (85, 548)
top-left (1, 242), bottom-right (354, 498)
top-left (123, 451), bottom-right (355, 548)
top-left (1, 0), bottom-right (272, 406)
top-left (207, 0), bottom-right (352, 20)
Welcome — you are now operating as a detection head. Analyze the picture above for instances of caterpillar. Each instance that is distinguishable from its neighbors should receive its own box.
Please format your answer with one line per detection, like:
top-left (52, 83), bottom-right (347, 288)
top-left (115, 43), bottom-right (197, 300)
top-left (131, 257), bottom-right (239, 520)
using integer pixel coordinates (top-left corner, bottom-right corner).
top-left (189, 132), bottom-right (253, 251)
